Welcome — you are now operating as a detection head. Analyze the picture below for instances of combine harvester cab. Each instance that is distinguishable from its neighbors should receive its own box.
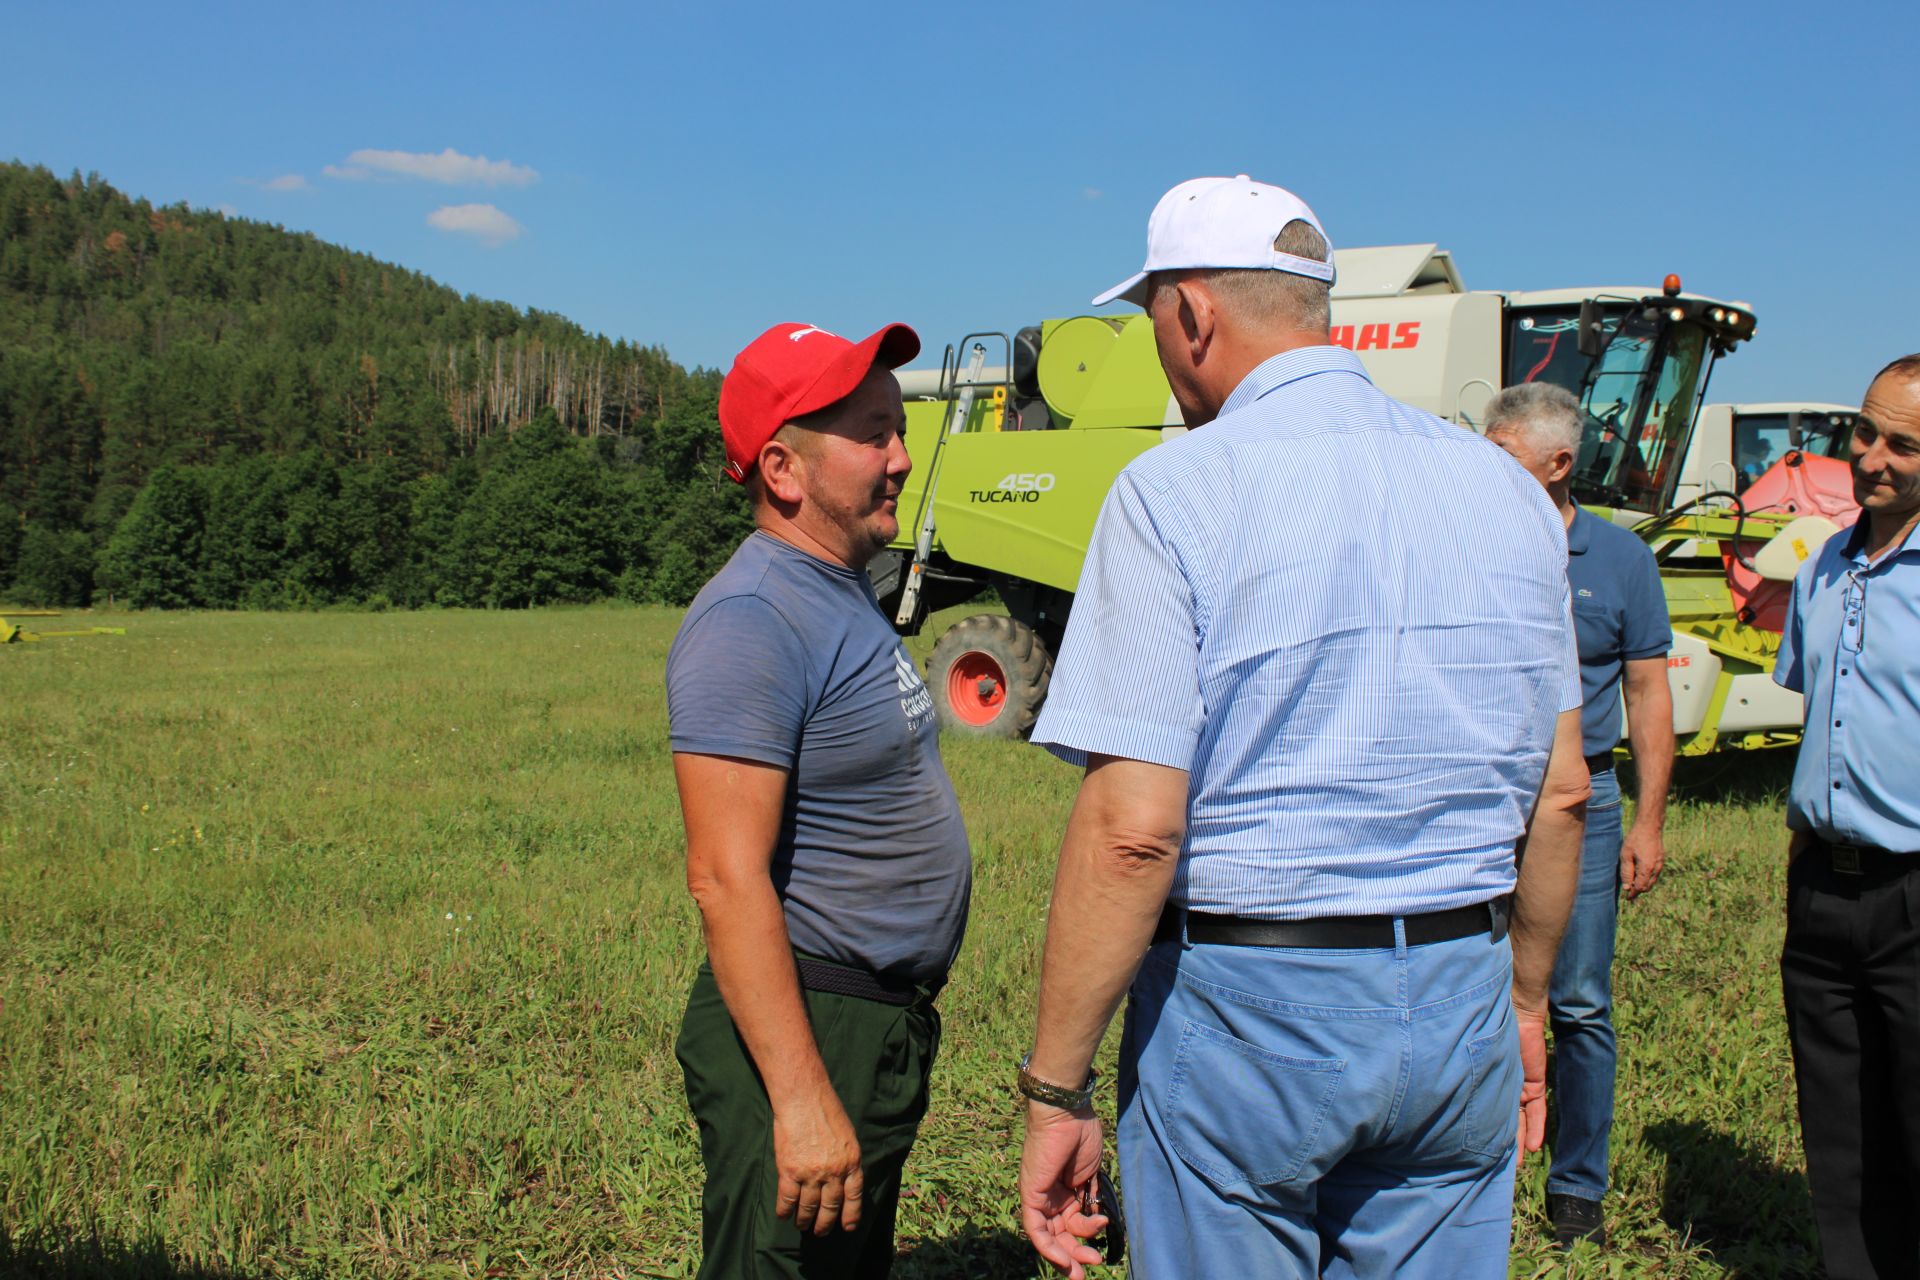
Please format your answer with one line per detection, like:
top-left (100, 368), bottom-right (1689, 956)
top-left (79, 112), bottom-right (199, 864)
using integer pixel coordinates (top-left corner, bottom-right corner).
top-left (1642, 445), bottom-right (1859, 753)
top-left (1672, 402), bottom-right (1857, 508)
top-left (879, 246), bottom-right (1781, 754)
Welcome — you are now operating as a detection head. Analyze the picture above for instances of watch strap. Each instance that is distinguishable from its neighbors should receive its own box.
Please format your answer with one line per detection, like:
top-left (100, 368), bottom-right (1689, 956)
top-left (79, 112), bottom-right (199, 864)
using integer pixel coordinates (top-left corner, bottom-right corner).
top-left (1017, 1053), bottom-right (1097, 1110)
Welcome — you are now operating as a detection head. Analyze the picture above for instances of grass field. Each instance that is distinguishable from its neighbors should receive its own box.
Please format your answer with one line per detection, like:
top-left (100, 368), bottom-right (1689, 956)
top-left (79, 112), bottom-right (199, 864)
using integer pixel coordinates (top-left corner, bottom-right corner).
top-left (1, 604), bottom-right (1816, 1277)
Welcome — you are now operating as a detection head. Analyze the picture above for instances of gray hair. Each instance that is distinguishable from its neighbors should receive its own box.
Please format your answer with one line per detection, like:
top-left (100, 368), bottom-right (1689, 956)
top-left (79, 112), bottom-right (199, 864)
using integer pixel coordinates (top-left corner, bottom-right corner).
top-left (1151, 219), bottom-right (1332, 333)
top-left (1484, 382), bottom-right (1583, 457)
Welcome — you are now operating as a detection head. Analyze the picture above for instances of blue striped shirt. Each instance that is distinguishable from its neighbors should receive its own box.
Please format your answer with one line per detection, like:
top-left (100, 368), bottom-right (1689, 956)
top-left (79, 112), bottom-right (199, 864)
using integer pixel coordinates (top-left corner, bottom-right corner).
top-left (1031, 346), bottom-right (1581, 918)
top-left (1775, 518), bottom-right (1920, 853)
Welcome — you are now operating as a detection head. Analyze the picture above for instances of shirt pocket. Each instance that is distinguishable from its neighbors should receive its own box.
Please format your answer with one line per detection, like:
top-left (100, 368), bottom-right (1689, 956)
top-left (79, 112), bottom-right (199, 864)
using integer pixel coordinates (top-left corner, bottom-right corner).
top-left (1572, 596), bottom-right (1623, 663)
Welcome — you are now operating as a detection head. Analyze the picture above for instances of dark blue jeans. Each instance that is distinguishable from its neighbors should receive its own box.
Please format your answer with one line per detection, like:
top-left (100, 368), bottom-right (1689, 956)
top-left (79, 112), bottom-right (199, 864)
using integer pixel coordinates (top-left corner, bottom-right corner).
top-left (1547, 766), bottom-right (1624, 1201)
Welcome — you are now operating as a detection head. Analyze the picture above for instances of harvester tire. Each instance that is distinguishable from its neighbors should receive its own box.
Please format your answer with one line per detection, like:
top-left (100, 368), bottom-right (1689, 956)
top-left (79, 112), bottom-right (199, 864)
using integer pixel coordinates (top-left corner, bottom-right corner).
top-left (927, 614), bottom-right (1052, 739)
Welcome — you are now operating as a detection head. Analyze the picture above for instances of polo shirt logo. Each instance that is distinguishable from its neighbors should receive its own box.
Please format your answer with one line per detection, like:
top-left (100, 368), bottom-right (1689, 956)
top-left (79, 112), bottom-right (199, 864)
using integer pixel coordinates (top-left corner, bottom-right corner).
top-left (1577, 588), bottom-right (1594, 598)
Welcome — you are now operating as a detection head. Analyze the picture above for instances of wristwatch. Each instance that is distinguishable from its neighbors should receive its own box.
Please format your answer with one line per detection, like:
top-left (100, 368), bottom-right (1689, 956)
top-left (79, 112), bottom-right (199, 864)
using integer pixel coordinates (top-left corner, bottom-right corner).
top-left (1017, 1053), bottom-right (1098, 1110)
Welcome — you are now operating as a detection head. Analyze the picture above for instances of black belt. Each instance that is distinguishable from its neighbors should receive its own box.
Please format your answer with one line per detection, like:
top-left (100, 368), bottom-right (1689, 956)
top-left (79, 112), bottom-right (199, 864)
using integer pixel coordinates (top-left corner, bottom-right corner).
top-left (1154, 897), bottom-right (1508, 950)
top-left (794, 954), bottom-right (923, 1007)
top-left (1585, 751), bottom-right (1615, 774)
top-left (1813, 837), bottom-right (1916, 878)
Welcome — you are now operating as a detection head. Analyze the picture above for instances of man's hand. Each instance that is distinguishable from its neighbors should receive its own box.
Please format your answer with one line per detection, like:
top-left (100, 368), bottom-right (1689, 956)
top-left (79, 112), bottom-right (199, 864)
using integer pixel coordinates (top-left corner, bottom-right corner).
top-left (1620, 823), bottom-right (1666, 900)
top-left (773, 1085), bottom-right (864, 1235)
top-left (1019, 1103), bottom-right (1108, 1279)
top-left (1515, 1004), bottom-right (1549, 1164)
top-left (675, 752), bottom-right (860, 1236)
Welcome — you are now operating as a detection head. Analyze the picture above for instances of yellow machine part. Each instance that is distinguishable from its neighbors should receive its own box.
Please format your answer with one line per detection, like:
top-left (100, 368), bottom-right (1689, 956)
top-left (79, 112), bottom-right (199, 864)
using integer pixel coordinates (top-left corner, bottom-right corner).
top-left (1, 613), bottom-right (127, 643)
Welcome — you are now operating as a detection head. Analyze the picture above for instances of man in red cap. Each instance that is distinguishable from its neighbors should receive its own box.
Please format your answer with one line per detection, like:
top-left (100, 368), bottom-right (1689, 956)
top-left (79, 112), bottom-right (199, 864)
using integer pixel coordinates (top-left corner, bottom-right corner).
top-left (667, 322), bottom-right (973, 1278)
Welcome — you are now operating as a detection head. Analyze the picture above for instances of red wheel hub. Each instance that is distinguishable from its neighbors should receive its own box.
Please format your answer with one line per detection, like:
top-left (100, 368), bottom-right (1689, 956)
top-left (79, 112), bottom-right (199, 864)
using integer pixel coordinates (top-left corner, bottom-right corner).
top-left (946, 650), bottom-right (1007, 726)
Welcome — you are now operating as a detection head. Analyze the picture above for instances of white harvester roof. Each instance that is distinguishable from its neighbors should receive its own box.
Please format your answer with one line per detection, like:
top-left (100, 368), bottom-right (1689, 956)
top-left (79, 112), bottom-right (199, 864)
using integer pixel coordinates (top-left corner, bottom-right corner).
top-left (1331, 244), bottom-right (1464, 298)
top-left (1721, 402), bottom-right (1857, 415)
top-left (1332, 243), bottom-right (1753, 312)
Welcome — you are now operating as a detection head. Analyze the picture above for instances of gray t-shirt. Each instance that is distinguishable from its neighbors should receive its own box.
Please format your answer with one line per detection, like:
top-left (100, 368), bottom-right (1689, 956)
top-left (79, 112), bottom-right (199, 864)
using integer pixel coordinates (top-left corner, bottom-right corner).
top-left (666, 532), bottom-right (971, 984)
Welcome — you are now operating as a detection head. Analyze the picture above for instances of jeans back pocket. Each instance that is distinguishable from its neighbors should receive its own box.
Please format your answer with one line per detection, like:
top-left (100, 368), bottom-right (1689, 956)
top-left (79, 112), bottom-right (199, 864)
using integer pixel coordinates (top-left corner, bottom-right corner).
top-left (1166, 1020), bottom-right (1346, 1191)
top-left (1462, 1024), bottom-right (1521, 1158)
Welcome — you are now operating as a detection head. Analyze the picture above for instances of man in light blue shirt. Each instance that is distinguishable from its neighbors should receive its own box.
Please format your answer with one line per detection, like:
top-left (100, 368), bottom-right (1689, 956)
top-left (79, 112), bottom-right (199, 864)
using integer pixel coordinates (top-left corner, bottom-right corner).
top-left (1776, 354), bottom-right (1920, 1279)
top-left (1014, 175), bottom-right (1591, 1279)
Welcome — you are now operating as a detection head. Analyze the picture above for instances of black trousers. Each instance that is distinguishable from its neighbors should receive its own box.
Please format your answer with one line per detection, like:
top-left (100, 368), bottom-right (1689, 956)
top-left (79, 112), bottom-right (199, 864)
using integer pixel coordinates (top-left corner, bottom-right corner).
top-left (675, 959), bottom-right (941, 1280)
top-left (1782, 852), bottom-right (1920, 1280)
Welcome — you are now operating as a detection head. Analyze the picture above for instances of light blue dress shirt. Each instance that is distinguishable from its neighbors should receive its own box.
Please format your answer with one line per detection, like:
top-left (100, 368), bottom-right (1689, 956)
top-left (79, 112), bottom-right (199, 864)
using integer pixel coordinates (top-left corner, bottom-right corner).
top-left (1032, 346), bottom-right (1581, 919)
top-left (1776, 518), bottom-right (1920, 852)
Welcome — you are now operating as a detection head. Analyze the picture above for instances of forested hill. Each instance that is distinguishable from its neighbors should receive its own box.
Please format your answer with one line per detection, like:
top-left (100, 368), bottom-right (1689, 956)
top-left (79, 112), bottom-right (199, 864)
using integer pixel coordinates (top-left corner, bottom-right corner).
top-left (0, 161), bottom-right (750, 608)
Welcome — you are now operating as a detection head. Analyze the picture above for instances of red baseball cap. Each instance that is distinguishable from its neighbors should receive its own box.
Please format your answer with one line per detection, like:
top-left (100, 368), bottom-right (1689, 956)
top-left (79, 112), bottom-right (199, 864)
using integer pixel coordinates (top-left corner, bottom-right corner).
top-left (718, 322), bottom-right (921, 483)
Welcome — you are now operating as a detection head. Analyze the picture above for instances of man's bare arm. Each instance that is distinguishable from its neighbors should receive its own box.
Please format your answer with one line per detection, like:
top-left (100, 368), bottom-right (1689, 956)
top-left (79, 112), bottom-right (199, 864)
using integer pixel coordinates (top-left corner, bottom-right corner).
top-left (1020, 755), bottom-right (1187, 1279)
top-left (1620, 655), bottom-right (1675, 899)
top-left (675, 751), bottom-right (862, 1237)
top-left (1508, 706), bottom-right (1590, 1156)
top-left (1026, 755), bottom-right (1189, 1086)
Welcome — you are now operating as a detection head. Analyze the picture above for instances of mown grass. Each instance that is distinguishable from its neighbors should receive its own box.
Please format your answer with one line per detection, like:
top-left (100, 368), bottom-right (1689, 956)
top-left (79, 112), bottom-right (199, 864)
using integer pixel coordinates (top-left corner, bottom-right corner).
top-left (1, 604), bottom-right (1813, 1277)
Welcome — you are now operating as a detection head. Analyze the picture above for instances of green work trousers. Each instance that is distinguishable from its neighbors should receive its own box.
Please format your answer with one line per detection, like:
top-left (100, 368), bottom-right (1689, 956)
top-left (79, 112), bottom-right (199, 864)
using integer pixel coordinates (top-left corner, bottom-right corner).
top-left (675, 958), bottom-right (942, 1280)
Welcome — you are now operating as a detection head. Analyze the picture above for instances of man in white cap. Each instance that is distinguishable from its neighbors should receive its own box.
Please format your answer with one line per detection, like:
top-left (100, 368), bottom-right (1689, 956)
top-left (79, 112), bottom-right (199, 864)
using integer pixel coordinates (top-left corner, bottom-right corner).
top-left (1014, 176), bottom-right (1590, 1277)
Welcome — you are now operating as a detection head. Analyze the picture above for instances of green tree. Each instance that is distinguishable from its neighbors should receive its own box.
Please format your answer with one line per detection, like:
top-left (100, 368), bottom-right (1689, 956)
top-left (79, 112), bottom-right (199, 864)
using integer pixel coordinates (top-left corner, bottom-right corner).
top-left (96, 466), bottom-right (206, 607)
top-left (8, 523), bottom-right (93, 606)
top-left (445, 412), bottom-right (620, 607)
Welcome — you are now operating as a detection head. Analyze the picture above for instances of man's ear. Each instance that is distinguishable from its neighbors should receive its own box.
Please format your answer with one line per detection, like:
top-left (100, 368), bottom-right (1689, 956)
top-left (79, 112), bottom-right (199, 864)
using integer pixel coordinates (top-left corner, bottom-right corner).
top-left (1548, 447), bottom-right (1577, 485)
top-left (1173, 278), bottom-right (1217, 366)
top-left (758, 436), bottom-right (808, 506)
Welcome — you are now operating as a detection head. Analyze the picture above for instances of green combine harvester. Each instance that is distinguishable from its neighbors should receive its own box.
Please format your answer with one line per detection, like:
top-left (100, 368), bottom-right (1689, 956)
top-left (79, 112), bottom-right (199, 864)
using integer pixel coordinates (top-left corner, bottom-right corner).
top-left (873, 244), bottom-right (1850, 754)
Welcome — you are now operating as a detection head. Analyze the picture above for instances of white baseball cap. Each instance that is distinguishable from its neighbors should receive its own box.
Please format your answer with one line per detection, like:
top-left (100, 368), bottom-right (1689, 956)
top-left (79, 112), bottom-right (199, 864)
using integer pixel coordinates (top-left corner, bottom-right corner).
top-left (1092, 174), bottom-right (1336, 308)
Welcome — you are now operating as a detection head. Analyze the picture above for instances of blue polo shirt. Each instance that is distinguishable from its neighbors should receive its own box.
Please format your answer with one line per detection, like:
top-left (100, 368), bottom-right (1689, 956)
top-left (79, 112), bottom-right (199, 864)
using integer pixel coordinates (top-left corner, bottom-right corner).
top-left (1031, 346), bottom-right (1581, 920)
top-left (1775, 518), bottom-right (1920, 853)
top-left (1567, 507), bottom-right (1671, 757)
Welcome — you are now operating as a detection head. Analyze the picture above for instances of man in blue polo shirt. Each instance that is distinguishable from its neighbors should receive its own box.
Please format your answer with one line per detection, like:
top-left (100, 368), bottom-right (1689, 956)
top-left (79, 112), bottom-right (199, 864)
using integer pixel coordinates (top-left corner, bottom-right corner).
top-left (1485, 382), bottom-right (1675, 1250)
top-left (1776, 354), bottom-right (1920, 1279)
top-left (1014, 175), bottom-right (1591, 1279)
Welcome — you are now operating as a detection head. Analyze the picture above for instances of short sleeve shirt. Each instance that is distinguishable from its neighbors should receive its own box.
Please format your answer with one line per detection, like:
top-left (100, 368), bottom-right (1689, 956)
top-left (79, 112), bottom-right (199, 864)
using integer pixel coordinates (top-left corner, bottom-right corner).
top-left (1775, 519), bottom-right (1920, 852)
top-left (1031, 347), bottom-right (1581, 920)
top-left (1567, 507), bottom-right (1672, 756)
top-left (666, 532), bottom-right (972, 983)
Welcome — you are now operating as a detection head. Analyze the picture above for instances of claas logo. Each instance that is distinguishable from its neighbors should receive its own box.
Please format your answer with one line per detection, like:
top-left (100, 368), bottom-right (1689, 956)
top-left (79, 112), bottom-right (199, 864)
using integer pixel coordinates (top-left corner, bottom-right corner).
top-left (1329, 322), bottom-right (1420, 351)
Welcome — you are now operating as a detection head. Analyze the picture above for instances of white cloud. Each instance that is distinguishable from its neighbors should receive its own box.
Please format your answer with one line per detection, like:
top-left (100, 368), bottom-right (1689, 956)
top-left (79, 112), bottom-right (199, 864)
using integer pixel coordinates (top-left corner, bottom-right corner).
top-left (216, 204), bottom-right (239, 217)
top-left (426, 203), bottom-right (525, 246)
top-left (1083, 187), bottom-right (1104, 201)
top-left (263, 174), bottom-right (308, 191)
top-left (330, 147), bottom-right (538, 188)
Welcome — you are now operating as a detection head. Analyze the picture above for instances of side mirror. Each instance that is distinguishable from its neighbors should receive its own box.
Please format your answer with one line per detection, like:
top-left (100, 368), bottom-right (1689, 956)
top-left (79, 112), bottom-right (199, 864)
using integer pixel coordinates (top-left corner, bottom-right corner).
top-left (1577, 299), bottom-right (1606, 358)
top-left (1786, 410), bottom-right (1804, 448)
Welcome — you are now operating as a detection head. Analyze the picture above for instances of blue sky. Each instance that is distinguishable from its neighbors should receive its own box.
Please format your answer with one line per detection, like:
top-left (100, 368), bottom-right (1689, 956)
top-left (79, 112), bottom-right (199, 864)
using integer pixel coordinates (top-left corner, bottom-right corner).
top-left (3, 0), bottom-right (1913, 404)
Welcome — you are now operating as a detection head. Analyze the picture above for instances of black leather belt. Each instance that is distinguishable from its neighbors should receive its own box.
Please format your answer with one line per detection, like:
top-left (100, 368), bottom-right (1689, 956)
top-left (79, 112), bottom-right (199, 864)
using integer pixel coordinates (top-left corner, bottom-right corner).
top-left (794, 954), bottom-right (922, 1007)
top-left (1813, 837), bottom-right (1915, 878)
top-left (1154, 897), bottom-right (1509, 950)
top-left (1585, 751), bottom-right (1615, 774)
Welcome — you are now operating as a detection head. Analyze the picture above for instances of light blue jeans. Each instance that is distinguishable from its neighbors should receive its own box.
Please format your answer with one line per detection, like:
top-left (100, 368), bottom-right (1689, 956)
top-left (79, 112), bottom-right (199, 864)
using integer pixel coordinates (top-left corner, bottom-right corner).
top-left (1116, 920), bottom-right (1521, 1278)
top-left (1546, 766), bottom-right (1625, 1201)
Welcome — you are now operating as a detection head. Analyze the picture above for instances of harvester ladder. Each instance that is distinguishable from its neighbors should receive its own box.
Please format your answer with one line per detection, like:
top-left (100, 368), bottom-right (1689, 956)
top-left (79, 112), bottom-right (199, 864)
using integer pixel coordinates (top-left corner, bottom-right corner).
top-left (895, 340), bottom-right (992, 627)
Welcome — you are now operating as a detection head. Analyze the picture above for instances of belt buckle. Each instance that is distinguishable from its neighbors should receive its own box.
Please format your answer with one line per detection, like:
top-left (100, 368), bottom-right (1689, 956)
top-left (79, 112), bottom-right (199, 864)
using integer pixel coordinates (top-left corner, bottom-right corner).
top-left (1831, 843), bottom-right (1864, 875)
